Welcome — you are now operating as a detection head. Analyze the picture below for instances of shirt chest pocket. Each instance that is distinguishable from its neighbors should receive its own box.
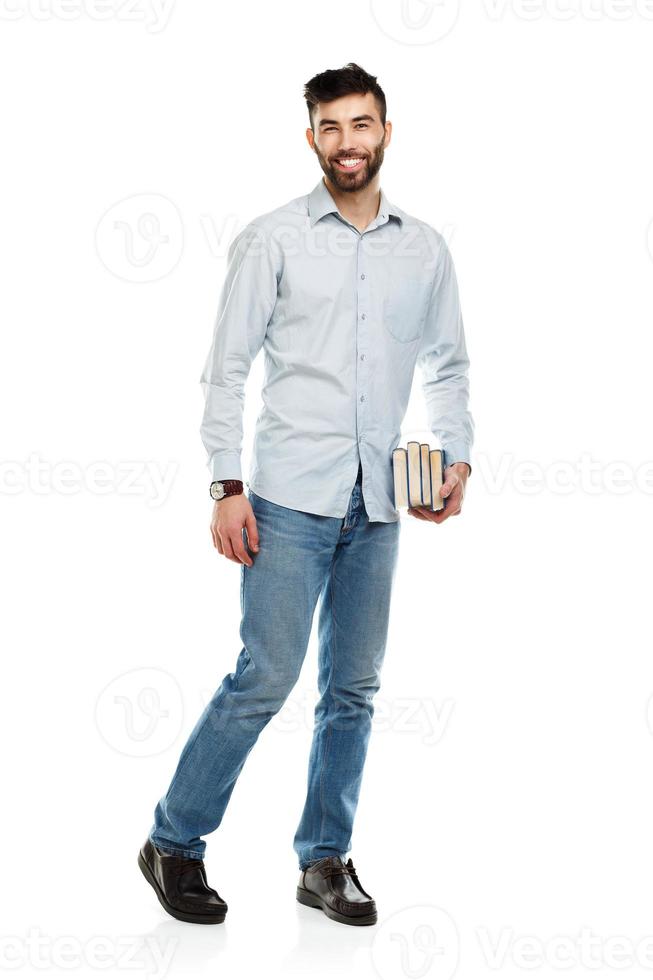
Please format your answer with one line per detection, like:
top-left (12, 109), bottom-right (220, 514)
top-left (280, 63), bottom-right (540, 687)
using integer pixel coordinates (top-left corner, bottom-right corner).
top-left (382, 275), bottom-right (432, 343)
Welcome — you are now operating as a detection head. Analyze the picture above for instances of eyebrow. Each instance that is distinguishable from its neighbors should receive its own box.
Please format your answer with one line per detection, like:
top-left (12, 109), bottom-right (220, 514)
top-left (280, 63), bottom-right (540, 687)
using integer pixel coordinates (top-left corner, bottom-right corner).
top-left (318, 114), bottom-right (376, 127)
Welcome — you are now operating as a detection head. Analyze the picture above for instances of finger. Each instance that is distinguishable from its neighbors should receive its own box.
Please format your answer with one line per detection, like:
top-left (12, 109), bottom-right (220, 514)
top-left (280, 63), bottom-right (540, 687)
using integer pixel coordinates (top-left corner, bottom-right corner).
top-left (218, 528), bottom-right (239, 563)
top-left (440, 476), bottom-right (458, 499)
top-left (230, 532), bottom-right (253, 567)
top-left (418, 505), bottom-right (442, 522)
top-left (211, 524), bottom-right (221, 552)
top-left (245, 514), bottom-right (259, 552)
top-left (441, 484), bottom-right (462, 508)
top-left (434, 504), bottom-right (462, 523)
top-left (240, 526), bottom-right (256, 563)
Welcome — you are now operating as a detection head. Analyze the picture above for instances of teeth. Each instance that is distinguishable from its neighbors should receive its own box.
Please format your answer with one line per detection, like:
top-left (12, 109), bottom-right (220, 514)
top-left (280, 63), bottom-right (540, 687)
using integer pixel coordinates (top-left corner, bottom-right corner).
top-left (338, 158), bottom-right (362, 168)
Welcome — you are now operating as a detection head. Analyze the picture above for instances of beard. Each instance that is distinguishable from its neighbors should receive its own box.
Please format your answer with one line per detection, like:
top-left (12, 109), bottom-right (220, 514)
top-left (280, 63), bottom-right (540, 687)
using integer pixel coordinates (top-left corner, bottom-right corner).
top-left (315, 134), bottom-right (385, 192)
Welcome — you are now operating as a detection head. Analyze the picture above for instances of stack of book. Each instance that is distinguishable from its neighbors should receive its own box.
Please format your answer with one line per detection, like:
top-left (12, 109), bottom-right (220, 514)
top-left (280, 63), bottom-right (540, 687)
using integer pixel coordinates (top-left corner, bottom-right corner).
top-left (392, 441), bottom-right (446, 512)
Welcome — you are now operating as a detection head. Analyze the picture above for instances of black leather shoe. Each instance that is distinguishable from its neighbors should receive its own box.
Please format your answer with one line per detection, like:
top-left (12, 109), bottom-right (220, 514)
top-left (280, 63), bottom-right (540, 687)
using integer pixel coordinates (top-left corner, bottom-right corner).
top-left (138, 838), bottom-right (227, 924)
top-left (296, 855), bottom-right (377, 926)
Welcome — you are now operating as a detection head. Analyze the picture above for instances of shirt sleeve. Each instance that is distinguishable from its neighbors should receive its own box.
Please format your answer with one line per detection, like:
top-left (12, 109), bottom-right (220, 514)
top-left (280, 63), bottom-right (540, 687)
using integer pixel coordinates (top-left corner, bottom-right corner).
top-left (417, 235), bottom-right (474, 476)
top-left (199, 222), bottom-right (280, 482)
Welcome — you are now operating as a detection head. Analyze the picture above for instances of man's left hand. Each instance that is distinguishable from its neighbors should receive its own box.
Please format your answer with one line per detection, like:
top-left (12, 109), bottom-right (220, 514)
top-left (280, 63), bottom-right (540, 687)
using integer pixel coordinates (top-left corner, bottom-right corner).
top-left (407, 462), bottom-right (470, 523)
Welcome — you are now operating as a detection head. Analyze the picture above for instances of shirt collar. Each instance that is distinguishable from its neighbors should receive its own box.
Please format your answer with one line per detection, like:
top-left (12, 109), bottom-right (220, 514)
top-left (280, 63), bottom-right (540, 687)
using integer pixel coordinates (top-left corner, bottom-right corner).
top-left (307, 176), bottom-right (403, 229)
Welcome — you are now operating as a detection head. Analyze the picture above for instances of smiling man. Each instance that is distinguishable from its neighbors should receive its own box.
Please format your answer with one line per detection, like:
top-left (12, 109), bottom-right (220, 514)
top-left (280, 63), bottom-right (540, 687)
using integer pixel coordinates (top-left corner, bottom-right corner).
top-left (139, 62), bottom-right (474, 928)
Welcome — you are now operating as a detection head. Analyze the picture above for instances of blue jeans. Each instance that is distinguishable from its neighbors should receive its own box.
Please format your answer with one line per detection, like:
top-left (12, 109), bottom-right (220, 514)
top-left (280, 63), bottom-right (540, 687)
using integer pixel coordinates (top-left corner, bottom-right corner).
top-left (149, 462), bottom-right (400, 870)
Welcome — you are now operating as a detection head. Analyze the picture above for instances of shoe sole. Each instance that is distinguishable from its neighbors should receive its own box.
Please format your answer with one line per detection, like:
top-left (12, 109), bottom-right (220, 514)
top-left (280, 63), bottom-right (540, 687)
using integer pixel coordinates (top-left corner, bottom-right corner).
top-left (138, 849), bottom-right (226, 924)
top-left (296, 886), bottom-right (377, 926)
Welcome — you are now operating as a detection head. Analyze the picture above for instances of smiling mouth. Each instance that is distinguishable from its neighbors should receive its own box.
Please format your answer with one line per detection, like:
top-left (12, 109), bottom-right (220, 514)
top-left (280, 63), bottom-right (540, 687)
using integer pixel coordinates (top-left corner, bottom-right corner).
top-left (334, 156), bottom-right (366, 172)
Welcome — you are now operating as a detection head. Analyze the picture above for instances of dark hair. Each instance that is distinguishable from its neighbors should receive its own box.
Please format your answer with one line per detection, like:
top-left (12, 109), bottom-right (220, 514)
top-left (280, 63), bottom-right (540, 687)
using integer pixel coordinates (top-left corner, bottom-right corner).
top-left (303, 62), bottom-right (387, 131)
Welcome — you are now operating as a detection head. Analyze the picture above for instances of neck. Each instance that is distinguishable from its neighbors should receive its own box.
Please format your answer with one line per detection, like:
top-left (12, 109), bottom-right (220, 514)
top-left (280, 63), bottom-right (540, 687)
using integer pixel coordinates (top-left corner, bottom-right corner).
top-left (323, 176), bottom-right (382, 232)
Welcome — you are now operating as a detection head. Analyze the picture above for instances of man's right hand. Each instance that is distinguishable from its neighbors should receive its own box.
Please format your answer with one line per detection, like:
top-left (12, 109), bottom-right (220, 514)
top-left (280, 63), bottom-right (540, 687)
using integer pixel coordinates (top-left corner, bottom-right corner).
top-left (210, 495), bottom-right (259, 566)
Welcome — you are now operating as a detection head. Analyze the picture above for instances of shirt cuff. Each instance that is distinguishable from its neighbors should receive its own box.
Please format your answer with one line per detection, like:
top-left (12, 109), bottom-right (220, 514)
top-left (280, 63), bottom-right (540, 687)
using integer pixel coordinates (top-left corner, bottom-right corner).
top-left (209, 451), bottom-right (242, 482)
top-left (443, 445), bottom-right (472, 477)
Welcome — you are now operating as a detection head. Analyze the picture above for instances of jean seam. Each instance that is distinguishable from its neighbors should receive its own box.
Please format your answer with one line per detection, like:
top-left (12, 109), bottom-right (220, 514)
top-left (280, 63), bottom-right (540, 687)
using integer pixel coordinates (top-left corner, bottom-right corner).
top-left (155, 648), bottom-right (251, 851)
top-left (149, 838), bottom-right (204, 860)
top-left (317, 551), bottom-right (338, 862)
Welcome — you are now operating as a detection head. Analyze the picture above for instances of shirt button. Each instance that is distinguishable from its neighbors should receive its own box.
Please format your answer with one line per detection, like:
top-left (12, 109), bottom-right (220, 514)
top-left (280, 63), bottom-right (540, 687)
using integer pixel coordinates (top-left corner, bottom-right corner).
top-left (360, 395), bottom-right (365, 402)
top-left (360, 273), bottom-right (366, 280)
top-left (360, 354), bottom-right (365, 360)
top-left (361, 313), bottom-right (366, 320)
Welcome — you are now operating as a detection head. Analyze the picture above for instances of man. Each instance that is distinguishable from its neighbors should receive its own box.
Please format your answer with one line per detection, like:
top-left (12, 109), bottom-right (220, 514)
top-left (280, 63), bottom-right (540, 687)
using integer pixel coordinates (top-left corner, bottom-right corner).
top-left (138, 62), bottom-right (474, 927)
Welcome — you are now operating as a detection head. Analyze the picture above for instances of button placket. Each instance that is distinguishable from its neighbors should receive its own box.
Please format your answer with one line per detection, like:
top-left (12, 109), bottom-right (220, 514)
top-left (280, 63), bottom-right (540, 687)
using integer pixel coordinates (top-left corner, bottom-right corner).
top-left (354, 214), bottom-right (388, 513)
top-left (356, 237), bottom-right (369, 459)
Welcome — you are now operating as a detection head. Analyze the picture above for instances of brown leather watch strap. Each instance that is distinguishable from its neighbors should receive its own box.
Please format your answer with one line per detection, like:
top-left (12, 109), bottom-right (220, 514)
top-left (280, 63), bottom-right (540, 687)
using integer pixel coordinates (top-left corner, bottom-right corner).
top-left (217, 479), bottom-right (243, 498)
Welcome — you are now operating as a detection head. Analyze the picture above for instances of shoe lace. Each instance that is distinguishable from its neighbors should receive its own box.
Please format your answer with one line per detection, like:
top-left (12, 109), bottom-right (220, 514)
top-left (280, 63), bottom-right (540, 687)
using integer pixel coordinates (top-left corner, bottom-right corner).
top-left (318, 859), bottom-right (357, 878)
top-left (174, 858), bottom-right (204, 876)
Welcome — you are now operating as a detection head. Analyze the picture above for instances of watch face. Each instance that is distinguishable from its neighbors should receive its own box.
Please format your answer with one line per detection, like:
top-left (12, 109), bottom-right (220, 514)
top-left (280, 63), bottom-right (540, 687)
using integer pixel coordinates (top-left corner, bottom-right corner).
top-left (210, 482), bottom-right (224, 500)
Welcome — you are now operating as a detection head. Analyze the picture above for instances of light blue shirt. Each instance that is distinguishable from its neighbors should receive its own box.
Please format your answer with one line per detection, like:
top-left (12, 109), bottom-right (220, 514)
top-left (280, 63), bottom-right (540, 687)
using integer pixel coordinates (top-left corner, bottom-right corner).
top-left (200, 177), bottom-right (474, 522)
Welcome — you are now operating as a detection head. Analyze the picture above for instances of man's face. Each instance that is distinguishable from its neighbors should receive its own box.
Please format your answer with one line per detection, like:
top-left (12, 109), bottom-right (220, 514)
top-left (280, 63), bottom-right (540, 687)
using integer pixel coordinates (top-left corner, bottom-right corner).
top-left (307, 92), bottom-right (391, 192)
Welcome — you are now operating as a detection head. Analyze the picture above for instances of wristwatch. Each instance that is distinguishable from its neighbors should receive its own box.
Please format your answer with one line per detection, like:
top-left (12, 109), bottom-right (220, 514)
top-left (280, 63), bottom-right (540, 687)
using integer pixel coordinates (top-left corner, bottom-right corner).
top-left (210, 479), bottom-right (243, 501)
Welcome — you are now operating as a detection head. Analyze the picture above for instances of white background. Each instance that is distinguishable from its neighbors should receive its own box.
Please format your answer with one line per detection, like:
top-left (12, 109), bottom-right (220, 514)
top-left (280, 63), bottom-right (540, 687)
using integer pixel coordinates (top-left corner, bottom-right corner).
top-left (2, 1), bottom-right (653, 978)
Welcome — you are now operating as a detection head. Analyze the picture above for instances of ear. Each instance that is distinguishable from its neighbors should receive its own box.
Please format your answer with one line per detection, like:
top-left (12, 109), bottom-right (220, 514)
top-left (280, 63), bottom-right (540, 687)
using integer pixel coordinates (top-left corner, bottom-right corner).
top-left (305, 128), bottom-right (316, 151)
top-left (383, 120), bottom-right (392, 148)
